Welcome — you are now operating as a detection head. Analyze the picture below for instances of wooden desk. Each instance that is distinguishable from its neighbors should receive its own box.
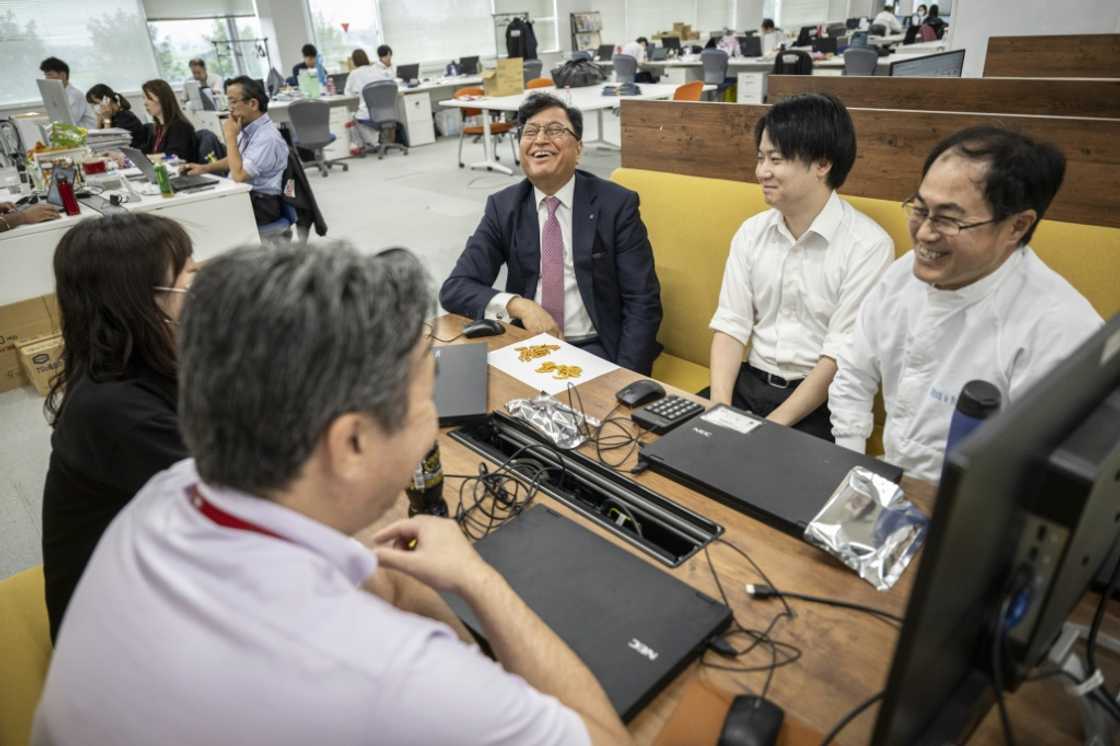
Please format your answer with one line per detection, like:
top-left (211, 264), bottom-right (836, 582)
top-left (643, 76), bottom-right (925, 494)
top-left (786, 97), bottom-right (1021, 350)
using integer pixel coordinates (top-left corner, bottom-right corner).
top-left (357, 314), bottom-right (1116, 745)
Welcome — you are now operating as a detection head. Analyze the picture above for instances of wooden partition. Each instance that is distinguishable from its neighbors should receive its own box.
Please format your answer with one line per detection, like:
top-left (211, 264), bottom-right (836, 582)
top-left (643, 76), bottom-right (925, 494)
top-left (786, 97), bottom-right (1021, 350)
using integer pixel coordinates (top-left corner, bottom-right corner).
top-left (619, 99), bottom-right (1120, 228)
top-left (984, 33), bottom-right (1120, 77)
top-left (765, 75), bottom-right (1120, 119)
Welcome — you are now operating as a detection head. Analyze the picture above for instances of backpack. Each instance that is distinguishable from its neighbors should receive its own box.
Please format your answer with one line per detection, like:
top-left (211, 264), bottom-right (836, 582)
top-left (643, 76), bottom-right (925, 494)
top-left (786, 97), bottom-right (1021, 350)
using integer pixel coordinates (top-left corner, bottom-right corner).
top-left (550, 59), bottom-right (606, 88)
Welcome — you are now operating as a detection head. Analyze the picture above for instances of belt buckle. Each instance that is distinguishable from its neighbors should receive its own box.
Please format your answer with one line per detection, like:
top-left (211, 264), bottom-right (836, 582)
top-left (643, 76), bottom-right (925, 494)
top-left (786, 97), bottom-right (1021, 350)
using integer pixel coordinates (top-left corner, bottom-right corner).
top-left (766, 372), bottom-right (790, 389)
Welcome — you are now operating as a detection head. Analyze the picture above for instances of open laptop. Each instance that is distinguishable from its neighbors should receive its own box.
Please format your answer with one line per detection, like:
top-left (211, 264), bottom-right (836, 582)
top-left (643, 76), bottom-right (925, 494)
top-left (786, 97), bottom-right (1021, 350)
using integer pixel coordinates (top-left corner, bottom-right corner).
top-left (458, 55), bottom-right (480, 75)
top-left (650, 46), bottom-right (669, 61)
top-left (121, 147), bottom-right (217, 192)
top-left (443, 505), bottom-right (731, 720)
top-left (597, 44), bottom-right (614, 61)
top-left (37, 79), bottom-right (74, 126)
top-left (639, 404), bottom-right (903, 538)
top-left (433, 342), bottom-right (488, 425)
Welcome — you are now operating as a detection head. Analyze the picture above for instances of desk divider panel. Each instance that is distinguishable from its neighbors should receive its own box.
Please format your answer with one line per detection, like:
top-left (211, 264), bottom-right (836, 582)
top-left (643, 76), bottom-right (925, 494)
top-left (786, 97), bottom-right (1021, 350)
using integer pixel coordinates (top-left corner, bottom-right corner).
top-left (983, 33), bottom-right (1120, 78)
top-left (619, 99), bottom-right (1120, 228)
top-left (764, 75), bottom-right (1120, 119)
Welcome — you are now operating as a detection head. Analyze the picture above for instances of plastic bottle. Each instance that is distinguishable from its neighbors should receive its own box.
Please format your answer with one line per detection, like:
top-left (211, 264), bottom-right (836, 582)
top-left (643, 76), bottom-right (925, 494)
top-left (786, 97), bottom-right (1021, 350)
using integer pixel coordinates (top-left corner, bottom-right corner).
top-left (563, 85), bottom-right (573, 106)
top-left (405, 443), bottom-right (448, 517)
top-left (154, 162), bottom-right (174, 198)
top-left (945, 380), bottom-right (1002, 457)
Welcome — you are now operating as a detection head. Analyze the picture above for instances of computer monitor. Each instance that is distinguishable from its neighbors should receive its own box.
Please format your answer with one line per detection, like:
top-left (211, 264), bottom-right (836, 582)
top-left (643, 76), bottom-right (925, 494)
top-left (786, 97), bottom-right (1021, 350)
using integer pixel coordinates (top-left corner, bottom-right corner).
top-left (597, 44), bottom-right (614, 61)
top-left (795, 26), bottom-right (815, 47)
top-left (738, 35), bottom-right (762, 57)
top-left (396, 63), bottom-right (420, 83)
top-left (811, 36), bottom-right (838, 54)
top-left (846, 17), bottom-right (861, 29)
top-left (889, 49), bottom-right (966, 76)
top-left (872, 315), bottom-right (1120, 745)
top-left (660, 35), bottom-right (680, 51)
top-left (458, 55), bottom-right (480, 75)
top-left (649, 46), bottom-right (669, 61)
top-left (37, 78), bottom-right (74, 126)
top-left (329, 72), bottom-right (348, 93)
top-left (266, 67), bottom-right (286, 96)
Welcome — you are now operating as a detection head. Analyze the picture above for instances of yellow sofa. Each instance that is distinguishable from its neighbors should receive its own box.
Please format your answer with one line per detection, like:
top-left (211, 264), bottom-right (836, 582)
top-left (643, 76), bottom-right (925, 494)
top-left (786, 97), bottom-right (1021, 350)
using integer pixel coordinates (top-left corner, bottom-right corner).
top-left (612, 167), bottom-right (1120, 446)
top-left (0, 566), bottom-right (51, 746)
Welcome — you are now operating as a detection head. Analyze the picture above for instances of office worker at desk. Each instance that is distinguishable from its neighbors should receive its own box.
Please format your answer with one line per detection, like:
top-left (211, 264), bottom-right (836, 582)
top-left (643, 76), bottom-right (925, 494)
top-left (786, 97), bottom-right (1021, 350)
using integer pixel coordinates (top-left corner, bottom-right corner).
top-left (188, 57), bottom-right (223, 93)
top-left (344, 47), bottom-right (394, 116)
top-left (708, 93), bottom-right (893, 441)
top-left (873, 4), bottom-right (904, 34)
top-left (38, 57), bottom-right (96, 129)
top-left (141, 79), bottom-right (196, 162)
top-left (440, 93), bottom-right (663, 375)
top-left (289, 42), bottom-right (328, 86)
top-left (829, 127), bottom-right (1102, 480)
top-left (183, 77), bottom-right (288, 225)
top-left (620, 37), bottom-right (649, 63)
top-left (35, 244), bottom-right (632, 746)
top-left (0, 201), bottom-right (60, 232)
top-left (759, 19), bottom-right (784, 55)
top-left (85, 84), bottom-right (146, 148)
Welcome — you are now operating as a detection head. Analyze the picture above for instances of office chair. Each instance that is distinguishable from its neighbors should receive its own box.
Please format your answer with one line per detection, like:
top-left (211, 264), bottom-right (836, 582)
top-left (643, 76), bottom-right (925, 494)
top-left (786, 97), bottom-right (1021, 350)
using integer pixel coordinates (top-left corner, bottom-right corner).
top-left (258, 200), bottom-right (300, 245)
top-left (193, 128), bottom-right (227, 164)
top-left (700, 48), bottom-right (733, 100)
top-left (0, 566), bottom-right (51, 746)
top-left (613, 54), bottom-right (638, 84)
top-left (869, 23), bottom-right (887, 35)
top-left (522, 59), bottom-right (543, 83)
top-left (358, 81), bottom-right (408, 159)
top-left (526, 77), bottom-right (554, 89)
top-left (843, 47), bottom-right (879, 75)
top-left (672, 81), bottom-right (704, 101)
top-left (287, 99), bottom-right (349, 176)
top-left (453, 87), bottom-right (518, 169)
top-left (827, 23), bottom-right (847, 38)
top-left (773, 49), bottom-right (814, 75)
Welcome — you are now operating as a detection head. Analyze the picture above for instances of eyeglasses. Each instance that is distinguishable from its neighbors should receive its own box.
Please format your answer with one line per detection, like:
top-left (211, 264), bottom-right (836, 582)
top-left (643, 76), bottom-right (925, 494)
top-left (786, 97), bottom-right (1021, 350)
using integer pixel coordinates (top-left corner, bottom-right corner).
top-left (519, 124), bottom-right (576, 141)
top-left (902, 198), bottom-right (999, 237)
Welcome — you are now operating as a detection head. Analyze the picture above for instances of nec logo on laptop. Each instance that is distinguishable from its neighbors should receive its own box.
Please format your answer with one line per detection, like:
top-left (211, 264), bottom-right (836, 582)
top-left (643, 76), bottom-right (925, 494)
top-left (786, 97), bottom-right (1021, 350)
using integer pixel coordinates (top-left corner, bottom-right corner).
top-left (628, 638), bottom-right (659, 661)
top-left (691, 427), bottom-right (712, 438)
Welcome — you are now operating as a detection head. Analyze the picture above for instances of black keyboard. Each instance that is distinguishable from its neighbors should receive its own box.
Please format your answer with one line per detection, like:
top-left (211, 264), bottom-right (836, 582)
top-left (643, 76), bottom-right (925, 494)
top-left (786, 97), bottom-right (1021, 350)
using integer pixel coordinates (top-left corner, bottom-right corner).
top-left (170, 174), bottom-right (218, 191)
top-left (631, 395), bottom-right (705, 434)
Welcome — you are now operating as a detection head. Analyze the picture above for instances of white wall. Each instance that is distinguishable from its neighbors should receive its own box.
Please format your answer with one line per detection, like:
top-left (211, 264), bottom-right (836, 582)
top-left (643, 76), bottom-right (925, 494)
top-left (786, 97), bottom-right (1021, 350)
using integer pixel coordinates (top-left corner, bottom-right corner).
top-left (735, 0), bottom-right (766, 30)
top-left (253, 0), bottom-right (313, 75)
top-left (949, 0), bottom-right (1120, 76)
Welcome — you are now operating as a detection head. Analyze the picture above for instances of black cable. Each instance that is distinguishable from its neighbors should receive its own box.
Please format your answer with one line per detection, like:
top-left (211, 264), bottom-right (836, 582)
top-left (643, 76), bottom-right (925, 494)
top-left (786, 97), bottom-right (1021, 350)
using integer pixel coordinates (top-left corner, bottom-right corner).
top-left (714, 537), bottom-right (793, 619)
top-left (423, 321), bottom-right (464, 344)
top-left (563, 383), bottom-right (651, 473)
top-left (991, 605), bottom-right (1016, 746)
top-left (744, 585), bottom-right (903, 628)
top-left (819, 689), bottom-right (884, 746)
top-left (1086, 555), bottom-right (1120, 682)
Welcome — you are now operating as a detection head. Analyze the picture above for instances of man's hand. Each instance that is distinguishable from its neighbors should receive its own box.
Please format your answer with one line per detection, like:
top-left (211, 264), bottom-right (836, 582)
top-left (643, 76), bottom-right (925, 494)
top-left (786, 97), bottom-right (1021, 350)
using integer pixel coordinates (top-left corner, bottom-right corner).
top-left (180, 163), bottom-right (208, 176)
top-left (508, 297), bottom-right (561, 338)
top-left (222, 116), bottom-right (242, 141)
top-left (0, 202), bottom-right (14, 214)
top-left (3, 203), bottom-right (61, 227)
top-left (373, 516), bottom-right (494, 597)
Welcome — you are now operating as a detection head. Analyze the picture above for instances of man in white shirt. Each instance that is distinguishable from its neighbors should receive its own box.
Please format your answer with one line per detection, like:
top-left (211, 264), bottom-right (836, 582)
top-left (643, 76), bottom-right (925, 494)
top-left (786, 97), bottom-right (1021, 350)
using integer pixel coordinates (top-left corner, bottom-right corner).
top-left (621, 37), bottom-right (649, 63)
top-left (440, 93), bottom-right (663, 374)
top-left (189, 58), bottom-right (224, 92)
top-left (34, 244), bottom-right (633, 746)
top-left (829, 127), bottom-right (1103, 481)
top-left (38, 57), bottom-right (96, 129)
top-left (760, 19), bottom-right (784, 55)
top-left (872, 4), bottom-right (904, 34)
top-left (709, 93), bottom-right (893, 441)
top-left (717, 29), bottom-right (740, 57)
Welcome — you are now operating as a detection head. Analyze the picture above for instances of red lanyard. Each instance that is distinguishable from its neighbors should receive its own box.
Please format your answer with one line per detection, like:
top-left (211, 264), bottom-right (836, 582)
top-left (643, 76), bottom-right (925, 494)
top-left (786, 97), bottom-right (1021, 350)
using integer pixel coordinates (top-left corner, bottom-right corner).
top-left (186, 484), bottom-right (288, 543)
top-left (152, 126), bottom-right (167, 153)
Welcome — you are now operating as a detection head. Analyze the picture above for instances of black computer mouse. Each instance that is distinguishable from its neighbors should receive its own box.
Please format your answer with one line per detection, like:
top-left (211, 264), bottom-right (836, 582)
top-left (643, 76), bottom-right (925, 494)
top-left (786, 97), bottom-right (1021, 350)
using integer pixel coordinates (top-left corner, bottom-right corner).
top-left (718, 695), bottom-right (784, 746)
top-left (462, 318), bottom-right (505, 338)
top-left (615, 379), bottom-right (666, 408)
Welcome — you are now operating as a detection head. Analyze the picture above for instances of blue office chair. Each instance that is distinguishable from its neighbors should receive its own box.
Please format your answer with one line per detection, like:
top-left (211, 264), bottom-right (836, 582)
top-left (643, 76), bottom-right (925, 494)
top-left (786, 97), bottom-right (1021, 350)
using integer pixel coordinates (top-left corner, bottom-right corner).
top-left (358, 81), bottom-right (408, 159)
top-left (287, 99), bottom-right (348, 176)
top-left (258, 201), bottom-right (299, 245)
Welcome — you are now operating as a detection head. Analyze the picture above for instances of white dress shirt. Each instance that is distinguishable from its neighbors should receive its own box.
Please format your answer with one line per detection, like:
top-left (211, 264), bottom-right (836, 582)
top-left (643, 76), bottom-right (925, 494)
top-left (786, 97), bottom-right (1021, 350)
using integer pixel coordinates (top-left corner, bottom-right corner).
top-left (760, 30), bottom-right (784, 55)
top-left (486, 175), bottom-right (597, 340)
top-left (64, 84), bottom-right (96, 129)
top-left (345, 63), bottom-right (395, 118)
top-left (829, 248), bottom-right (1103, 481)
top-left (873, 10), bottom-right (904, 33)
top-left (710, 191), bottom-right (894, 380)
top-left (621, 41), bottom-right (647, 63)
top-left (34, 458), bottom-right (590, 746)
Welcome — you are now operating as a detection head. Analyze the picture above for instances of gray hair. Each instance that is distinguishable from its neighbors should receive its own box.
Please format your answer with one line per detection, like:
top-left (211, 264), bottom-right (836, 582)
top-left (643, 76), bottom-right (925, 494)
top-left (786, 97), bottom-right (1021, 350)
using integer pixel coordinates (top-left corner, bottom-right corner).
top-left (177, 243), bottom-right (432, 495)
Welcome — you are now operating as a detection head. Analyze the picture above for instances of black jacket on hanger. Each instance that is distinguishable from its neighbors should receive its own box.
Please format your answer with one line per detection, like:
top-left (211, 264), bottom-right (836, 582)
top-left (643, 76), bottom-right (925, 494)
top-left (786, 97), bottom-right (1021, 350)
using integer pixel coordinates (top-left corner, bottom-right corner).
top-left (506, 17), bottom-right (539, 60)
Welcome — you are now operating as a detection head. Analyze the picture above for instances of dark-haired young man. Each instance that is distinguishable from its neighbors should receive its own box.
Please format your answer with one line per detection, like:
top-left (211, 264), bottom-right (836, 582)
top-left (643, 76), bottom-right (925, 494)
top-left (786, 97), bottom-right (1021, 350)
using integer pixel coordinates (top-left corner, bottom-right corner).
top-left (708, 93), bottom-right (893, 441)
top-left (183, 76), bottom-right (288, 225)
top-left (39, 57), bottom-right (96, 129)
top-left (289, 43), bottom-right (327, 86)
top-left (829, 127), bottom-right (1102, 480)
top-left (440, 93), bottom-right (663, 375)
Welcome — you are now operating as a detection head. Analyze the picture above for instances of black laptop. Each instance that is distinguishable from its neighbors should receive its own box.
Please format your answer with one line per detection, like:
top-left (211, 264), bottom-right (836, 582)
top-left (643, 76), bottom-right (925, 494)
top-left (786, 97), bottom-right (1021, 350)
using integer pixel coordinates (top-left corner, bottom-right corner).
top-left (433, 342), bottom-right (488, 426)
top-left (639, 404), bottom-right (903, 538)
top-left (444, 505), bottom-right (731, 721)
top-left (121, 147), bottom-right (218, 192)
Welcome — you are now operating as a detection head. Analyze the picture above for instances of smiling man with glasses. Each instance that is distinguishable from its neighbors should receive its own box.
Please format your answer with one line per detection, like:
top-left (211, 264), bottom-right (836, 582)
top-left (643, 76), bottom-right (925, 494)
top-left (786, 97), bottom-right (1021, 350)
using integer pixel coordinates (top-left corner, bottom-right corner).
top-left (440, 93), bottom-right (663, 374)
top-left (829, 126), bottom-right (1102, 480)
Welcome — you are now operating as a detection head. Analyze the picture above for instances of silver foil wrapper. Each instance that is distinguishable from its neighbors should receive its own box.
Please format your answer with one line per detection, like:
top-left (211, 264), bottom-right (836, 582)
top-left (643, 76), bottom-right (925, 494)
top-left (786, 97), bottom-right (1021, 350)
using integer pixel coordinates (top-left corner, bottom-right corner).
top-left (506, 394), bottom-right (601, 450)
top-left (804, 466), bottom-right (929, 591)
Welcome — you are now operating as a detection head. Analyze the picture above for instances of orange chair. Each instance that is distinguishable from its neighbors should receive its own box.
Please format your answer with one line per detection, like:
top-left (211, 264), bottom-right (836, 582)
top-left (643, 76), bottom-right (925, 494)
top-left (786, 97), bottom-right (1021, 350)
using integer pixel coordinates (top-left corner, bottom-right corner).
top-left (672, 81), bottom-right (704, 101)
top-left (454, 86), bottom-right (519, 168)
top-left (526, 78), bottom-right (554, 89)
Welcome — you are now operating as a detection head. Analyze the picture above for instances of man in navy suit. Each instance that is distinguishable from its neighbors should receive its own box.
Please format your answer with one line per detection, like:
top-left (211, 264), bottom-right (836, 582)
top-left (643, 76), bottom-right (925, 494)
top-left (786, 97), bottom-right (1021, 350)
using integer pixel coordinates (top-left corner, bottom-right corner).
top-left (440, 93), bottom-right (663, 375)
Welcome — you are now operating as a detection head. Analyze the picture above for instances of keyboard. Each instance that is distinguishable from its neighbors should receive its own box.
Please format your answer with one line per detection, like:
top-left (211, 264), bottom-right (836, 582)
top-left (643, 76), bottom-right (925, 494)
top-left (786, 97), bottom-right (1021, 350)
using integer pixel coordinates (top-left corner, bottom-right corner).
top-left (170, 174), bottom-right (218, 191)
top-left (631, 395), bottom-right (705, 435)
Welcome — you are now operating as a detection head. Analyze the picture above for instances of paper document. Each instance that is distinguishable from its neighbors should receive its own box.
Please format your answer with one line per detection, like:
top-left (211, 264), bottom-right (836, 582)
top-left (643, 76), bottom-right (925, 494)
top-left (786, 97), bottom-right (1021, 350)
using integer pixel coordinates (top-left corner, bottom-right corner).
top-left (488, 333), bottom-right (619, 396)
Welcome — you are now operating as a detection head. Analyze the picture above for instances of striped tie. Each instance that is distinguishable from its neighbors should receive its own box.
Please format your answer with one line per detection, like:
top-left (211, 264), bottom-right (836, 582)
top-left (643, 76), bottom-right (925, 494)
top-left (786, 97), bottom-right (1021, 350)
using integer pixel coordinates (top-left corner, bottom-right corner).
top-left (540, 196), bottom-right (565, 335)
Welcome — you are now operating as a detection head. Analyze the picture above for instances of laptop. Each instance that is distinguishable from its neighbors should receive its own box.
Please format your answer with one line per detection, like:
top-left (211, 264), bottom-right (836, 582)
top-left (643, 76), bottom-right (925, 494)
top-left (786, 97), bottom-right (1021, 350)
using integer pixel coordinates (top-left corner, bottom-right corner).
top-left (433, 342), bottom-right (488, 425)
top-left (639, 404), bottom-right (904, 538)
top-left (739, 35), bottom-right (762, 57)
top-left (458, 55), bottom-right (480, 75)
top-left (812, 36), bottom-right (839, 54)
top-left (396, 63), bottom-right (420, 83)
top-left (650, 46), bottom-right (669, 61)
top-left (443, 505), bottom-right (731, 720)
top-left (597, 44), bottom-right (614, 61)
top-left (121, 147), bottom-right (218, 192)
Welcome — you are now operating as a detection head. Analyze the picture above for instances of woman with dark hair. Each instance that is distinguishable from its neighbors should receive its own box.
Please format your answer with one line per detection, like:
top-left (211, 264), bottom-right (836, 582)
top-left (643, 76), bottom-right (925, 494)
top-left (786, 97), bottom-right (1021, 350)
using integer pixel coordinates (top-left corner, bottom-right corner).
top-left (85, 84), bottom-right (146, 148)
top-left (922, 4), bottom-right (947, 39)
top-left (141, 78), bottom-right (196, 162)
top-left (42, 212), bottom-right (195, 642)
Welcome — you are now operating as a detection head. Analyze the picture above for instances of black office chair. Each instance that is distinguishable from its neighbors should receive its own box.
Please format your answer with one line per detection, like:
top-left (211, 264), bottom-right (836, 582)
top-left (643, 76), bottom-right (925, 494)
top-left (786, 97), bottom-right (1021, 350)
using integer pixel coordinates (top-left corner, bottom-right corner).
top-left (772, 49), bottom-right (813, 75)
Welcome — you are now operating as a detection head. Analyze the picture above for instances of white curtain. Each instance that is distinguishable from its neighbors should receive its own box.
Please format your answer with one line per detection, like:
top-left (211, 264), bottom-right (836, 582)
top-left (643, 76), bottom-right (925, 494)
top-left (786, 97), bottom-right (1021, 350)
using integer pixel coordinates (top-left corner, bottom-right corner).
top-left (379, 0), bottom-right (495, 63)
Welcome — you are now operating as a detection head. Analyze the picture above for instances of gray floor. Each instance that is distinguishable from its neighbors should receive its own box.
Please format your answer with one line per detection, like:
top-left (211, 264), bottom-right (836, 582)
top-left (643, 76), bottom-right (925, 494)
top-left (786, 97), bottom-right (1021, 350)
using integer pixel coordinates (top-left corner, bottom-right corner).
top-left (0, 132), bottom-right (622, 580)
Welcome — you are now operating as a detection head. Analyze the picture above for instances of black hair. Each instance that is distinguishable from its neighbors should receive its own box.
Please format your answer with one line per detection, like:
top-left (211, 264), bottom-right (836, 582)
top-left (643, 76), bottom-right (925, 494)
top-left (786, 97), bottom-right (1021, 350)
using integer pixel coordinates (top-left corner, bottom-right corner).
top-left (753, 92), bottom-right (856, 189)
top-left (352, 49), bottom-right (371, 67)
top-left (86, 84), bottom-right (130, 111)
top-left (921, 126), bottom-right (1065, 245)
top-left (928, 4), bottom-right (940, 17)
top-left (227, 75), bottom-right (269, 113)
top-left (883, 4), bottom-right (894, 11)
top-left (636, 36), bottom-right (648, 44)
top-left (301, 43), bottom-right (318, 58)
top-left (377, 44), bottom-right (392, 58)
top-left (189, 58), bottom-right (206, 69)
top-left (39, 57), bottom-right (70, 77)
top-left (142, 79), bottom-right (187, 128)
top-left (516, 93), bottom-right (583, 141)
top-left (47, 213), bottom-right (193, 423)
top-left (761, 18), bottom-right (775, 30)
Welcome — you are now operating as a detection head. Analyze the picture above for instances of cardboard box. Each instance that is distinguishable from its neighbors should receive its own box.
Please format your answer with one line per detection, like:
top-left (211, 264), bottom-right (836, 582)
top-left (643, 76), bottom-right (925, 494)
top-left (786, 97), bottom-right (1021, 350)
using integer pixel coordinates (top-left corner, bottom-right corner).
top-left (483, 57), bottom-right (524, 97)
top-left (17, 333), bottom-right (64, 396)
top-left (0, 295), bottom-right (60, 393)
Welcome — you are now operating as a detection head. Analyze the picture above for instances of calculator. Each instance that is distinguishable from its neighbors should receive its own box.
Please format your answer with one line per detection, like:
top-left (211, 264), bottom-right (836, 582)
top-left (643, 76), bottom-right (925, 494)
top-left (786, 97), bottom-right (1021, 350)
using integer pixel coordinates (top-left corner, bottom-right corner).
top-left (630, 395), bottom-right (706, 434)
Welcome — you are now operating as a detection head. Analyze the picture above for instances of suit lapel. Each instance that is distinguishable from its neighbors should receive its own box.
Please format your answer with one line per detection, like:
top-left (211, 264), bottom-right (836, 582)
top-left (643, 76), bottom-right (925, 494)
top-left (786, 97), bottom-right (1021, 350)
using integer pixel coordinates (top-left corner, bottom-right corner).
top-left (571, 171), bottom-right (598, 323)
top-left (515, 182), bottom-right (541, 298)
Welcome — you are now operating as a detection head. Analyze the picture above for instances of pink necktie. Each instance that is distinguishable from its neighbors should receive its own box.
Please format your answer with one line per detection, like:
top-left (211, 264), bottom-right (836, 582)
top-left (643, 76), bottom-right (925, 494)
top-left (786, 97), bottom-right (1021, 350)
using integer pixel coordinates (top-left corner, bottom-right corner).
top-left (540, 196), bottom-right (565, 335)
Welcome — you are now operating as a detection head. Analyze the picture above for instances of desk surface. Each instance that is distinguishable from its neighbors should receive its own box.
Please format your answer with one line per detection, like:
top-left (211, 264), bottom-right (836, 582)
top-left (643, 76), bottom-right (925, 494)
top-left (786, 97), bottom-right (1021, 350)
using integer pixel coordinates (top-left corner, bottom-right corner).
top-left (354, 314), bottom-right (1113, 745)
top-left (268, 75), bottom-right (485, 112)
top-left (437, 83), bottom-right (710, 113)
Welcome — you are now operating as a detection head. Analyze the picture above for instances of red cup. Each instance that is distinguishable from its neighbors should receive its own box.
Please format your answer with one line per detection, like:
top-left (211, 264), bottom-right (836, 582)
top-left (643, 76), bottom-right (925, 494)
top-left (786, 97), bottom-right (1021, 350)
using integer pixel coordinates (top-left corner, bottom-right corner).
top-left (82, 160), bottom-right (108, 175)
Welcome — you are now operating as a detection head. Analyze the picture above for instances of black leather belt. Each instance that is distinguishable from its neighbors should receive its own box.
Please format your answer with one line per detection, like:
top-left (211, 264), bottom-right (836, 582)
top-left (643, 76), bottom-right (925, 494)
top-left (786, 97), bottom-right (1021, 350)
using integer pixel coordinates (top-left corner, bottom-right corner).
top-left (747, 365), bottom-right (801, 390)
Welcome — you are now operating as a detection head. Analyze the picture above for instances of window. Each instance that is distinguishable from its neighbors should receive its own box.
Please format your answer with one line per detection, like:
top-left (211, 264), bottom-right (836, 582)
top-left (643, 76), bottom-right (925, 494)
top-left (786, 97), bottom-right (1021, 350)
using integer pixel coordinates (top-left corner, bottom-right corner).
top-left (379, 0), bottom-right (493, 64)
top-left (774, 0), bottom-right (830, 28)
top-left (0, 0), bottom-right (159, 106)
top-left (307, 0), bottom-right (382, 72)
top-left (147, 17), bottom-right (269, 85)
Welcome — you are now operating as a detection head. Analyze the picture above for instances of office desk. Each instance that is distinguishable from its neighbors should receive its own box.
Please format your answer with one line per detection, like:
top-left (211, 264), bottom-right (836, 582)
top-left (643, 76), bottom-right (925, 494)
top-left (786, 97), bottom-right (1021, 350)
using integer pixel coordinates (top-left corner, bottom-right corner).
top-left (437, 83), bottom-right (712, 175)
top-left (359, 314), bottom-right (1111, 745)
top-left (0, 178), bottom-right (256, 306)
